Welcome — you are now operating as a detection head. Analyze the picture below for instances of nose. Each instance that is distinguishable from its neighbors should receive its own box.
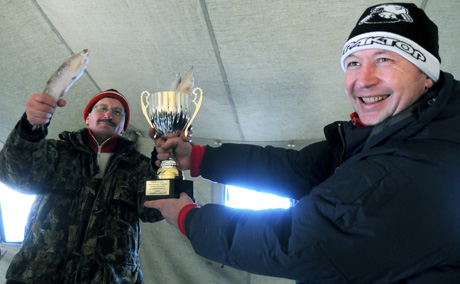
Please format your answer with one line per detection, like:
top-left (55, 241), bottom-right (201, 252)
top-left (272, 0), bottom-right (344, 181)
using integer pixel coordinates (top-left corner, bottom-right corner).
top-left (355, 62), bottom-right (379, 89)
top-left (103, 109), bottom-right (113, 119)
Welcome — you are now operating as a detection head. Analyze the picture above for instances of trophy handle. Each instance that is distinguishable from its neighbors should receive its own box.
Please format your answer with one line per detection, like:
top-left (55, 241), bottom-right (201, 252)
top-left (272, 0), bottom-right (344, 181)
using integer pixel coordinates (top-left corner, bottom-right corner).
top-left (184, 87), bottom-right (203, 137)
top-left (140, 90), bottom-right (154, 128)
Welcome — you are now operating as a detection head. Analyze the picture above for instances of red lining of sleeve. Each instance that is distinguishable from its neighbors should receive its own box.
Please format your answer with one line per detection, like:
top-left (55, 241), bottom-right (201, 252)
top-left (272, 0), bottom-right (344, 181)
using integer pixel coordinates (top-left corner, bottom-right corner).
top-left (190, 144), bottom-right (205, 177)
top-left (178, 203), bottom-right (200, 236)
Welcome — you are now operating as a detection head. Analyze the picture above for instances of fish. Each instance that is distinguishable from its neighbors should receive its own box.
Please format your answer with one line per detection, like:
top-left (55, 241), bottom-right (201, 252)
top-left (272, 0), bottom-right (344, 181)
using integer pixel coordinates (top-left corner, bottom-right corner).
top-left (176, 67), bottom-right (194, 94)
top-left (33, 49), bottom-right (91, 130)
top-left (169, 73), bottom-right (181, 91)
top-left (43, 49), bottom-right (91, 101)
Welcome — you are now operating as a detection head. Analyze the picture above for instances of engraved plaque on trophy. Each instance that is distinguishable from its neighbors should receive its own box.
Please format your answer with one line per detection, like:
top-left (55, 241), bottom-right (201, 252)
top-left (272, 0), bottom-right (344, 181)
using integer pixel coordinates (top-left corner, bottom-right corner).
top-left (141, 84), bottom-right (202, 201)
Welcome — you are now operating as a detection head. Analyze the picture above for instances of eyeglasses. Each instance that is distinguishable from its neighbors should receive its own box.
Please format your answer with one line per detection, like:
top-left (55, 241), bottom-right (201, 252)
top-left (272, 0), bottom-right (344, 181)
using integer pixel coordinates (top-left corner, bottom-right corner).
top-left (92, 104), bottom-right (126, 117)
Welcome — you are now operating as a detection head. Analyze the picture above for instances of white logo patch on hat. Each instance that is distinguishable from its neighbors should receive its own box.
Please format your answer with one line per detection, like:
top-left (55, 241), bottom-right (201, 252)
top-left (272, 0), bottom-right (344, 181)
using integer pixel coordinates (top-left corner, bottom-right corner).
top-left (341, 32), bottom-right (440, 82)
top-left (359, 4), bottom-right (413, 25)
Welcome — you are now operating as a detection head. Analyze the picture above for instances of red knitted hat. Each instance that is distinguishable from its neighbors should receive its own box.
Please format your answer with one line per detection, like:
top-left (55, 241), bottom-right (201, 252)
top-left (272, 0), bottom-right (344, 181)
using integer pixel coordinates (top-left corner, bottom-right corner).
top-left (83, 89), bottom-right (130, 131)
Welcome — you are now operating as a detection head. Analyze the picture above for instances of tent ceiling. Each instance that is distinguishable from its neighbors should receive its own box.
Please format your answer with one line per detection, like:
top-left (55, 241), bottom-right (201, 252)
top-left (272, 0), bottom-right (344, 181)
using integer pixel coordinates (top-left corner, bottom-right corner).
top-left (1, 0), bottom-right (459, 150)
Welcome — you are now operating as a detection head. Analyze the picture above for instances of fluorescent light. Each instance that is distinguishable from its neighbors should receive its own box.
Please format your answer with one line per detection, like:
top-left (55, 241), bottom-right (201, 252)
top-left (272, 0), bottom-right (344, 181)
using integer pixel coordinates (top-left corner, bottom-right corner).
top-left (225, 185), bottom-right (291, 210)
top-left (0, 183), bottom-right (35, 243)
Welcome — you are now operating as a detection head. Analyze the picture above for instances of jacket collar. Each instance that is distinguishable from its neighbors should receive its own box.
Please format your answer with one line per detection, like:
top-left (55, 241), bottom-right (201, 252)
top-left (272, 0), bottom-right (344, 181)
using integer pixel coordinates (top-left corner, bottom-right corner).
top-left (87, 129), bottom-right (119, 153)
top-left (350, 112), bottom-right (366, 128)
top-left (59, 128), bottom-right (137, 156)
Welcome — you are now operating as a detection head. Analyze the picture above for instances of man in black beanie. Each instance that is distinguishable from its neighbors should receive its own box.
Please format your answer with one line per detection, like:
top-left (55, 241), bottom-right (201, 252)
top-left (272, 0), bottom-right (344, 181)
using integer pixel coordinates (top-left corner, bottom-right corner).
top-left (342, 3), bottom-right (440, 82)
top-left (146, 3), bottom-right (460, 283)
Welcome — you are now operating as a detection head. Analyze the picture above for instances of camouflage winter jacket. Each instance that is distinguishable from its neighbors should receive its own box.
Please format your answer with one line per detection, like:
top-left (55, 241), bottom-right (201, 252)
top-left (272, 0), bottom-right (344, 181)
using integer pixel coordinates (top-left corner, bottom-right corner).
top-left (0, 114), bottom-right (163, 284)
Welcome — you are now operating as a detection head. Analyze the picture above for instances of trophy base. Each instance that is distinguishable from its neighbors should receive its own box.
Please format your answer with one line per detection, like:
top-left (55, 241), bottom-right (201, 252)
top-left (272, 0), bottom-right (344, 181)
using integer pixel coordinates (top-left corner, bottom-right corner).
top-left (143, 178), bottom-right (194, 202)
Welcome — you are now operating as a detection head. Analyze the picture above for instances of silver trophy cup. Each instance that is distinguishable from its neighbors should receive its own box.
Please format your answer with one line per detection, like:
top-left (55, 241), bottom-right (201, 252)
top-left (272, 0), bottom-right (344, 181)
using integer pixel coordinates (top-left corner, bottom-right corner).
top-left (141, 87), bottom-right (202, 200)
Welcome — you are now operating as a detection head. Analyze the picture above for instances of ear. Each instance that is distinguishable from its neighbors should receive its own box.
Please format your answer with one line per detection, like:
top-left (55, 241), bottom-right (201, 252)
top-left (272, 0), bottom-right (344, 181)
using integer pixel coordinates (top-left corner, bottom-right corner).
top-left (425, 77), bottom-right (434, 90)
top-left (85, 115), bottom-right (90, 126)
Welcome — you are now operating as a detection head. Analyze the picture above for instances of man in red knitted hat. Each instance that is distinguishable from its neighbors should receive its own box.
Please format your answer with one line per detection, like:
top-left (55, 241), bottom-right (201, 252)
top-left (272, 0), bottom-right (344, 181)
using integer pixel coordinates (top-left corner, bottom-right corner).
top-left (83, 89), bottom-right (130, 143)
top-left (0, 89), bottom-right (163, 283)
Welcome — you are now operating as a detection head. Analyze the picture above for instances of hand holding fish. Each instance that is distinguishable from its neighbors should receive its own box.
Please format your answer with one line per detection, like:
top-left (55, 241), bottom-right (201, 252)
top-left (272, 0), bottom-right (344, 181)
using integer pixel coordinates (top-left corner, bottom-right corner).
top-left (25, 93), bottom-right (67, 126)
top-left (32, 49), bottom-right (91, 130)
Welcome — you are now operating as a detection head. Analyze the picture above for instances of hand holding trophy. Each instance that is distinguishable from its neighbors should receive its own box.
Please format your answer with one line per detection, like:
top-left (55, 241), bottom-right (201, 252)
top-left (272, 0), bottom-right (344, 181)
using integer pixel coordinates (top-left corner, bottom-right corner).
top-left (141, 68), bottom-right (203, 201)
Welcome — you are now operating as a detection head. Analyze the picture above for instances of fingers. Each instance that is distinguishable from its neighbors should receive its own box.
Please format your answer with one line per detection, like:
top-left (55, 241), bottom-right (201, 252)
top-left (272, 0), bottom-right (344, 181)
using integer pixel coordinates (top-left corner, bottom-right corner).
top-left (26, 94), bottom-right (57, 110)
top-left (149, 126), bottom-right (193, 143)
top-left (179, 192), bottom-right (194, 203)
top-left (149, 128), bottom-right (169, 149)
top-left (156, 152), bottom-right (172, 161)
top-left (143, 194), bottom-right (194, 228)
top-left (143, 193), bottom-right (194, 210)
top-left (143, 199), bottom-right (163, 209)
top-left (181, 127), bottom-right (193, 142)
top-left (148, 127), bottom-right (157, 139)
top-left (150, 126), bottom-right (193, 170)
top-left (57, 99), bottom-right (67, 107)
top-left (157, 136), bottom-right (180, 152)
top-left (25, 94), bottom-right (59, 125)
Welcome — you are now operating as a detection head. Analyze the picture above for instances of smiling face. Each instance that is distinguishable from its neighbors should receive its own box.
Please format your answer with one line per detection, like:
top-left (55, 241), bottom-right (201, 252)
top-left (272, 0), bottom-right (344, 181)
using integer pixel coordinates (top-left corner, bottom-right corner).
top-left (85, 97), bottom-right (126, 143)
top-left (344, 49), bottom-right (434, 126)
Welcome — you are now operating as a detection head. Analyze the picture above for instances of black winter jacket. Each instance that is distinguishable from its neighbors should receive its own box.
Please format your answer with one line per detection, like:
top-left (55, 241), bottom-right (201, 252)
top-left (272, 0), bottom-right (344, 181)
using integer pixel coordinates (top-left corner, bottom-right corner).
top-left (184, 72), bottom-right (460, 283)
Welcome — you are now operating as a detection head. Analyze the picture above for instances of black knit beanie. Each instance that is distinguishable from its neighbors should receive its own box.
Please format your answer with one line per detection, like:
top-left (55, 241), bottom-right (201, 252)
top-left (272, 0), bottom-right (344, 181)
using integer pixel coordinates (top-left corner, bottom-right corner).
top-left (341, 3), bottom-right (440, 82)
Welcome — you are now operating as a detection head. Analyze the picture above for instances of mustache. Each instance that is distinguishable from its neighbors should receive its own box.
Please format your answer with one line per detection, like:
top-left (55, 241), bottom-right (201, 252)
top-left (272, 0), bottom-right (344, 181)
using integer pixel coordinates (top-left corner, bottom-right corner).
top-left (97, 119), bottom-right (116, 127)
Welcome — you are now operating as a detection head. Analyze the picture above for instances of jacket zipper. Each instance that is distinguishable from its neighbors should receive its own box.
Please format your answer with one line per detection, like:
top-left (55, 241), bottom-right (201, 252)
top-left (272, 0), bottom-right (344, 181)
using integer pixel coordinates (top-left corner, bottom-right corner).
top-left (335, 123), bottom-right (346, 173)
